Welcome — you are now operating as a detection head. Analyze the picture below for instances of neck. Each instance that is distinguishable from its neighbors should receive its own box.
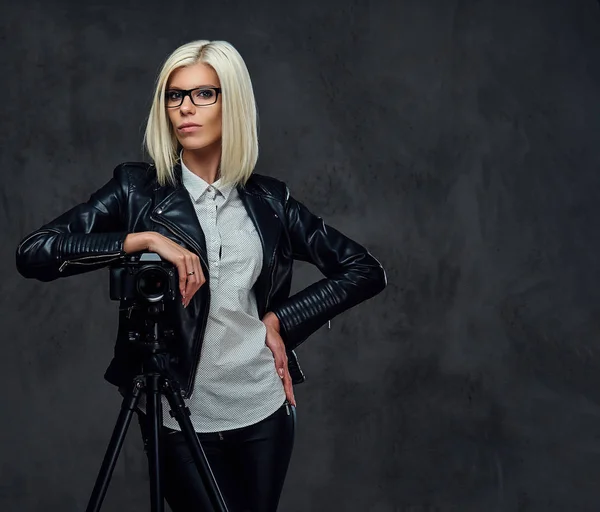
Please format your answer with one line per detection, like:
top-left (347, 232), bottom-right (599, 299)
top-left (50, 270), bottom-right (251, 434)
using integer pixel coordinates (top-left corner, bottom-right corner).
top-left (181, 144), bottom-right (221, 184)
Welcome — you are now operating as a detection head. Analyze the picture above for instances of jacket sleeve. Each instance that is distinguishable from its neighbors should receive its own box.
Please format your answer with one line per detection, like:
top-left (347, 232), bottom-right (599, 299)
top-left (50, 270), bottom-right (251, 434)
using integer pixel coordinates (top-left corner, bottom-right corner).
top-left (15, 164), bottom-right (132, 282)
top-left (270, 187), bottom-right (387, 351)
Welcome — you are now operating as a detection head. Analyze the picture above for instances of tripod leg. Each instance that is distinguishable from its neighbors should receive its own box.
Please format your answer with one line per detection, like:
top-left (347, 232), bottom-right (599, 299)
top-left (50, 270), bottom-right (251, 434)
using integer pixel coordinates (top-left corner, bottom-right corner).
top-left (162, 380), bottom-right (229, 512)
top-left (85, 377), bottom-right (144, 512)
top-left (146, 373), bottom-right (165, 512)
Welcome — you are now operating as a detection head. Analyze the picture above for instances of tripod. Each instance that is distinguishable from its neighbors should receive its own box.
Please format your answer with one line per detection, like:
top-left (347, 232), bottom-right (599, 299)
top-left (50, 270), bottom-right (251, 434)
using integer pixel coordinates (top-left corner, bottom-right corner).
top-left (84, 300), bottom-right (229, 512)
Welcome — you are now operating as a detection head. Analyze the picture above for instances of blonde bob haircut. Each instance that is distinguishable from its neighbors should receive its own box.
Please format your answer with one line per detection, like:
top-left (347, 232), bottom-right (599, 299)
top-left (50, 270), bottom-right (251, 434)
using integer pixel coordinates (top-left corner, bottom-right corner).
top-left (144, 40), bottom-right (259, 188)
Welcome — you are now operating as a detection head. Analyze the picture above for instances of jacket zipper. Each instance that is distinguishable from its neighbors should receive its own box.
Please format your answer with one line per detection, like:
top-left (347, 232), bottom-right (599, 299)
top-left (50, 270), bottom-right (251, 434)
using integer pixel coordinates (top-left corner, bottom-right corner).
top-left (151, 213), bottom-right (211, 398)
top-left (59, 252), bottom-right (124, 272)
top-left (264, 254), bottom-right (277, 313)
top-left (17, 229), bottom-right (124, 273)
top-left (263, 222), bottom-right (281, 313)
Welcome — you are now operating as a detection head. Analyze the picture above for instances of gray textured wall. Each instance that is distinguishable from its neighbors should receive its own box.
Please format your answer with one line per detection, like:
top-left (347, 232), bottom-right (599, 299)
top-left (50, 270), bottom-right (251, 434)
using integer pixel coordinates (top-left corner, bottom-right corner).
top-left (2, 0), bottom-right (600, 511)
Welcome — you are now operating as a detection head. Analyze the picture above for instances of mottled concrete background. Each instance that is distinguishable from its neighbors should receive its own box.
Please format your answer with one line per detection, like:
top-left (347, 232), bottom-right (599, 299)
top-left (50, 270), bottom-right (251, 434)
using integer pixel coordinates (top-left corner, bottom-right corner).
top-left (2, 0), bottom-right (600, 511)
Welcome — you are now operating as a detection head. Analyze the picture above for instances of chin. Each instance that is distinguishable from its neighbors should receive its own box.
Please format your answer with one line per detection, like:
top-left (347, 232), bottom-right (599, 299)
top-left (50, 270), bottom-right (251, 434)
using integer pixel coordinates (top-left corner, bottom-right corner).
top-left (179, 136), bottom-right (221, 152)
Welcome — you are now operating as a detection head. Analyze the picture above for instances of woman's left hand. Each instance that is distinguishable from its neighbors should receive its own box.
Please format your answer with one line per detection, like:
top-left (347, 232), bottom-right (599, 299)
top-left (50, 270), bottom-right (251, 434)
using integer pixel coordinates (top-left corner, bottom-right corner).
top-left (263, 312), bottom-right (296, 407)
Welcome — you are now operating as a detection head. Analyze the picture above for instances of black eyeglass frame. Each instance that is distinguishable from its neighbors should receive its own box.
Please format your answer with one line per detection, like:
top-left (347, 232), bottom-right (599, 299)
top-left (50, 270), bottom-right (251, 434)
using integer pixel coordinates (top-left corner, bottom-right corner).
top-left (164, 87), bottom-right (222, 108)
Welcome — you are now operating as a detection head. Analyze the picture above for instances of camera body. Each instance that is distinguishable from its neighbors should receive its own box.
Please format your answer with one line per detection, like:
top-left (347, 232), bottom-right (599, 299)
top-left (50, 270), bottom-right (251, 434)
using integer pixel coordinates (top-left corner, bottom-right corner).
top-left (109, 252), bottom-right (178, 302)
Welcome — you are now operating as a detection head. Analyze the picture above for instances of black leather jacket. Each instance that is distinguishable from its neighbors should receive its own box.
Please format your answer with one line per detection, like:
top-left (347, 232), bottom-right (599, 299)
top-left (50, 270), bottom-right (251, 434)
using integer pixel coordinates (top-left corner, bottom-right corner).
top-left (15, 162), bottom-right (387, 398)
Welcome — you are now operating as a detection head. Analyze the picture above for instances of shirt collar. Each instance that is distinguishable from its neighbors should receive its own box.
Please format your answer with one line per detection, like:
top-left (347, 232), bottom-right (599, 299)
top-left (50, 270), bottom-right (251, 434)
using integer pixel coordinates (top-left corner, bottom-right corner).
top-left (180, 151), bottom-right (233, 202)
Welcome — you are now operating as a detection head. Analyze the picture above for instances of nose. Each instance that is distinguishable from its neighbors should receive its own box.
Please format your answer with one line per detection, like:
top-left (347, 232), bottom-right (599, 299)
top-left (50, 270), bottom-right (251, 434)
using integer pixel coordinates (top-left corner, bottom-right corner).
top-left (180, 95), bottom-right (195, 113)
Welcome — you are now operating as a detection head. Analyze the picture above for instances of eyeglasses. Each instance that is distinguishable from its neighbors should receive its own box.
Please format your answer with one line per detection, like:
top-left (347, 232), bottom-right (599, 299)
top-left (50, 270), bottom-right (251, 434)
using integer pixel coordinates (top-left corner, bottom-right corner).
top-left (165, 87), bottom-right (222, 108)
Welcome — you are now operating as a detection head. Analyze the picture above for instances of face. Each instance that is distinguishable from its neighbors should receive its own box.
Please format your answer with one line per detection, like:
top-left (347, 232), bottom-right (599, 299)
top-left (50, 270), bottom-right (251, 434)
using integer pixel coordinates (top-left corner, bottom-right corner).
top-left (166, 62), bottom-right (222, 153)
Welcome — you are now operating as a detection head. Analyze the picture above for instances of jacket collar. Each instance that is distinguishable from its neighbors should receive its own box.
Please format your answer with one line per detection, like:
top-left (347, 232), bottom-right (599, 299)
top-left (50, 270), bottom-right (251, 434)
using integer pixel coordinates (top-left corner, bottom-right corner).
top-left (179, 152), bottom-right (234, 203)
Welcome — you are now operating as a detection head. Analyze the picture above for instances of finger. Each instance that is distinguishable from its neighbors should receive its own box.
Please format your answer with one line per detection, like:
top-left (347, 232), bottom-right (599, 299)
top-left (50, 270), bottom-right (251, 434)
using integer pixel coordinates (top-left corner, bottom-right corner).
top-left (191, 256), bottom-right (204, 299)
top-left (187, 260), bottom-right (202, 304)
top-left (273, 352), bottom-right (286, 379)
top-left (183, 254), bottom-right (196, 303)
top-left (283, 367), bottom-right (296, 406)
top-left (175, 258), bottom-right (187, 299)
top-left (194, 256), bottom-right (206, 291)
top-left (184, 262), bottom-right (197, 307)
top-left (190, 255), bottom-right (204, 303)
top-left (195, 256), bottom-right (206, 287)
top-left (180, 254), bottom-right (203, 308)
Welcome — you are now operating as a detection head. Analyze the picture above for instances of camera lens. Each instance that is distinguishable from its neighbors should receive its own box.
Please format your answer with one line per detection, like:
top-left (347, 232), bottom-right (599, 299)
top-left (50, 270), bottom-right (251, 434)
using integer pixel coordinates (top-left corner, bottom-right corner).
top-left (136, 266), bottom-right (168, 302)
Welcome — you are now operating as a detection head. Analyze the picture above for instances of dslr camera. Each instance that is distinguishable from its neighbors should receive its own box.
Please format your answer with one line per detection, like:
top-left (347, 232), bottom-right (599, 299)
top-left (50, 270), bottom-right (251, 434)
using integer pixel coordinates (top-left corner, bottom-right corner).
top-left (109, 252), bottom-right (178, 303)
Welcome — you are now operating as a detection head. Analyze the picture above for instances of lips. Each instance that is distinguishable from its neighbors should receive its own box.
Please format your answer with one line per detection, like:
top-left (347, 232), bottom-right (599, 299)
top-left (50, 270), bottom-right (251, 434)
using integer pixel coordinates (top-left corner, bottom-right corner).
top-left (178, 124), bottom-right (201, 132)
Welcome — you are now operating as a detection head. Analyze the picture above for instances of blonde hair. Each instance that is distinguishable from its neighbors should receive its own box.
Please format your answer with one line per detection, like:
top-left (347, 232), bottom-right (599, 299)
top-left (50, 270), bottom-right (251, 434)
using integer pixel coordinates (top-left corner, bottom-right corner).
top-left (143, 40), bottom-right (259, 187)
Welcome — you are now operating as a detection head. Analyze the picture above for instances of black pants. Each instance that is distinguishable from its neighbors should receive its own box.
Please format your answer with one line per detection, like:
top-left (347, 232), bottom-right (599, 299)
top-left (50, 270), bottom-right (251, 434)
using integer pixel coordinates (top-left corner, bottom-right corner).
top-left (136, 400), bottom-right (296, 512)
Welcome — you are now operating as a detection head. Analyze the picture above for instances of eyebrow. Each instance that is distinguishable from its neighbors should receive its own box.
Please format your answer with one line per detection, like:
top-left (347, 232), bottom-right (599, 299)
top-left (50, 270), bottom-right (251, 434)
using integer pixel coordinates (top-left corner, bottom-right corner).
top-left (166, 84), bottom-right (219, 90)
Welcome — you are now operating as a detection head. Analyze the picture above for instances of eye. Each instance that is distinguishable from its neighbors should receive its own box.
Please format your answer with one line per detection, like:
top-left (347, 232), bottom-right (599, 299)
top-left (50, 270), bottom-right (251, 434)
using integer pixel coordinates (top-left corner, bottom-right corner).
top-left (194, 88), bottom-right (215, 99)
top-left (166, 90), bottom-right (182, 100)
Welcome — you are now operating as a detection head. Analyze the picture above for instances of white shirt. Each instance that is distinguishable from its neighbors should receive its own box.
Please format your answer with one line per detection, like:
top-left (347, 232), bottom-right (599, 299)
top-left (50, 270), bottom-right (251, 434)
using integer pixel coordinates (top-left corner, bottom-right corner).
top-left (135, 156), bottom-right (286, 432)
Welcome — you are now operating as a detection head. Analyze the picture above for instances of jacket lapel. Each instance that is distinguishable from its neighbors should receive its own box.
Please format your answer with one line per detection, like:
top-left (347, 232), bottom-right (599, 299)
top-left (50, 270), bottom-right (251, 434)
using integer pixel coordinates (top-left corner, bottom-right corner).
top-left (150, 163), bottom-right (209, 268)
top-left (238, 180), bottom-right (282, 315)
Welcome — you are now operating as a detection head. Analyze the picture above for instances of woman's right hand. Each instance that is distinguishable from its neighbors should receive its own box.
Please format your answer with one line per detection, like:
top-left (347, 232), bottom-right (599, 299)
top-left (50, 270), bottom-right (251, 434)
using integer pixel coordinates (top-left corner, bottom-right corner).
top-left (124, 232), bottom-right (206, 308)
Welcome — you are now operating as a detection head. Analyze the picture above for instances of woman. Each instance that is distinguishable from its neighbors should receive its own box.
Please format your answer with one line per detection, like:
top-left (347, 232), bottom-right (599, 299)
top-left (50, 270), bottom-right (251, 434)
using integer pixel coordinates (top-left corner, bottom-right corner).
top-left (15, 40), bottom-right (387, 511)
